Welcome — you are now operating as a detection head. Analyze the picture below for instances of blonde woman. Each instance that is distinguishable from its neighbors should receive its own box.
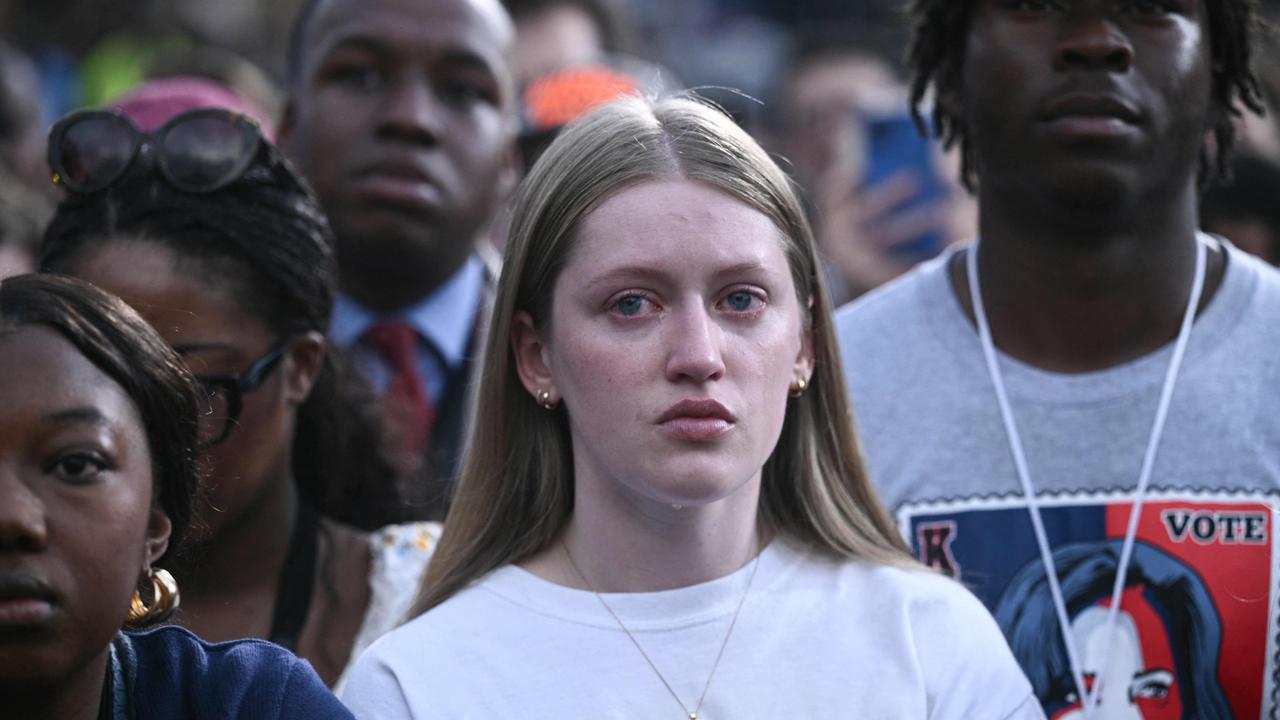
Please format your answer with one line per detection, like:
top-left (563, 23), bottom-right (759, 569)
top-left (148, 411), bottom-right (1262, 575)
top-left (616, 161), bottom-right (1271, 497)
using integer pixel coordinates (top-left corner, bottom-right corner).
top-left (342, 96), bottom-right (1040, 719)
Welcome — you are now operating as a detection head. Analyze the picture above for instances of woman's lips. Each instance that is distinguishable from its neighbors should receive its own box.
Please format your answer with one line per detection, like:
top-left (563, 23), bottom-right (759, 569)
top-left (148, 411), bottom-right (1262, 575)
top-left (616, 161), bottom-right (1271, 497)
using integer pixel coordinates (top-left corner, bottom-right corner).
top-left (0, 597), bottom-right (54, 626)
top-left (0, 574), bottom-right (58, 626)
top-left (656, 398), bottom-right (737, 442)
top-left (658, 417), bottom-right (734, 442)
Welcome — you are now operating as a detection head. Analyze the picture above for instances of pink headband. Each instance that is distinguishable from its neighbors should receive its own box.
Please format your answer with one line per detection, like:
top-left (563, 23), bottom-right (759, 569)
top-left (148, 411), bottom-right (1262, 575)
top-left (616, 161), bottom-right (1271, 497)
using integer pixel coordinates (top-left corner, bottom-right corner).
top-left (111, 76), bottom-right (275, 141)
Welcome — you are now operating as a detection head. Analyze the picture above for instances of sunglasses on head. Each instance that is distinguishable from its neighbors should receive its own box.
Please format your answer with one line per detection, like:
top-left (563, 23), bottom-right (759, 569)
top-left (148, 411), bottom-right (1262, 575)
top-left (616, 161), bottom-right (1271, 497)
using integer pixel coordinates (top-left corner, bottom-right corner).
top-left (47, 108), bottom-right (289, 194)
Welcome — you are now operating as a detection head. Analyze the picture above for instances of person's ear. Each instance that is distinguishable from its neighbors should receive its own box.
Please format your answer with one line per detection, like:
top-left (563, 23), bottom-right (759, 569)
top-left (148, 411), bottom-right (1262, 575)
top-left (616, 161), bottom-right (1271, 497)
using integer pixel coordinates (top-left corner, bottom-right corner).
top-left (283, 331), bottom-right (327, 405)
top-left (511, 310), bottom-right (558, 406)
top-left (794, 297), bottom-right (816, 385)
top-left (142, 506), bottom-right (172, 568)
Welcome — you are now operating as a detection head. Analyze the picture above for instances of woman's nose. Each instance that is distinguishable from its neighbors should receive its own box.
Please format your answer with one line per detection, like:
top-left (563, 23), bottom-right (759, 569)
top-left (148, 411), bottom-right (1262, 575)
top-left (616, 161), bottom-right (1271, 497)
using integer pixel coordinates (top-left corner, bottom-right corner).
top-left (664, 305), bottom-right (726, 384)
top-left (0, 466), bottom-right (48, 552)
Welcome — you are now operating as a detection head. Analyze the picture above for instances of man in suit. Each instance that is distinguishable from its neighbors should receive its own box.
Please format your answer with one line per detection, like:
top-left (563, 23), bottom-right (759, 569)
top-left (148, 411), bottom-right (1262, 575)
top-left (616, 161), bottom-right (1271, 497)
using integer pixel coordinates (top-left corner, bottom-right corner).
top-left (281, 0), bottom-right (518, 520)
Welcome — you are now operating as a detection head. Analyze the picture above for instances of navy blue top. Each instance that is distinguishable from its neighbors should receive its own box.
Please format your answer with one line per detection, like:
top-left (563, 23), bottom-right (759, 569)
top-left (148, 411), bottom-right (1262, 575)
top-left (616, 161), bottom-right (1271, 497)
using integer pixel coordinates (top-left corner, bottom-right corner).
top-left (106, 626), bottom-right (354, 720)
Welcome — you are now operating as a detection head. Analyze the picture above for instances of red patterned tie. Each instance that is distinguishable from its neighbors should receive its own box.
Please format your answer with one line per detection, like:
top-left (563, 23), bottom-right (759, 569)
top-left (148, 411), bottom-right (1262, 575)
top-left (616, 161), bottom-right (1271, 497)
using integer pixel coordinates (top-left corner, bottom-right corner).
top-left (364, 322), bottom-right (435, 468)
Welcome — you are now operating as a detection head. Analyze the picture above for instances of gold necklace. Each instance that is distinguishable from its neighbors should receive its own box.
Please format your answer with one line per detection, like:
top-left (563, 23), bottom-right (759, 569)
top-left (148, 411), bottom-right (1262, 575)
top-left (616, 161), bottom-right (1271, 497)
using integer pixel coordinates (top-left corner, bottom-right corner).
top-left (561, 539), bottom-right (762, 720)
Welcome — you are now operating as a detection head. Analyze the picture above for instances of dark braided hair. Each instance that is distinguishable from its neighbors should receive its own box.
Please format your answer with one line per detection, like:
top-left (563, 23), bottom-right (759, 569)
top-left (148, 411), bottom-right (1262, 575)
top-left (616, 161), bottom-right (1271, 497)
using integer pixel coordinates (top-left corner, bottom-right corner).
top-left (40, 134), bottom-right (402, 530)
top-left (905, 0), bottom-right (1266, 190)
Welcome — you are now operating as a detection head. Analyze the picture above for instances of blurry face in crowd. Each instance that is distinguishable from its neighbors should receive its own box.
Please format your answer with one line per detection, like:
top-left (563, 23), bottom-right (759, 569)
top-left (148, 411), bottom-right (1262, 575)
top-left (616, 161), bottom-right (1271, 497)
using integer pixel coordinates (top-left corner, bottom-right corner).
top-left (959, 0), bottom-right (1213, 203)
top-left (0, 325), bottom-right (169, 693)
top-left (511, 3), bottom-right (604, 87)
top-left (778, 52), bottom-right (902, 189)
top-left (0, 45), bottom-right (51, 200)
top-left (67, 240), bottom-right (307, 544)
top-left (282, 0), bottom-right (516, 296)
top-left (515, 179), bottom-right (813, 512)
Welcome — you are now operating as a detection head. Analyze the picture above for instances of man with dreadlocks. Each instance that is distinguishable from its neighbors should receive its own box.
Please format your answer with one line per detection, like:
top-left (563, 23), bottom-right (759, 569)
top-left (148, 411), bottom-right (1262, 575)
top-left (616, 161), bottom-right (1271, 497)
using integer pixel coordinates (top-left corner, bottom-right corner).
top-left (835, 1), bottom-right (1280, 717)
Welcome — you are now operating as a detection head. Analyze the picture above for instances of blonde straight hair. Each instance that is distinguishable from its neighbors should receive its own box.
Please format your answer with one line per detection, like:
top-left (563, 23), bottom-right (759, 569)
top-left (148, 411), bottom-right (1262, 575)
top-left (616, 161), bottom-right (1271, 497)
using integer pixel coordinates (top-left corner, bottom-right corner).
top-left (409, 95), bottom-right (910, 618)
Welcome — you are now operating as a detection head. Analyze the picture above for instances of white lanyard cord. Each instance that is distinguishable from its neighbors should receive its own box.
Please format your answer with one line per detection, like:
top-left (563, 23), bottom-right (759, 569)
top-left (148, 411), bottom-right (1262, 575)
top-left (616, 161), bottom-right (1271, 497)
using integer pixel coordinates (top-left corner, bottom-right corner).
top-left (967, 237), bottom-right (1206, 716)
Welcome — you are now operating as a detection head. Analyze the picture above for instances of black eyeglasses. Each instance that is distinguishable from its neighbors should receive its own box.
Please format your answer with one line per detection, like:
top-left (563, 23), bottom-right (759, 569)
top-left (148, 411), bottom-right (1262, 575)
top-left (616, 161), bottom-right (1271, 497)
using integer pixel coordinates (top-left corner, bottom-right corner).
top-left (47, 108), bottom-right (298, 194)
top-left (194, 344), bottom-right (289, 447)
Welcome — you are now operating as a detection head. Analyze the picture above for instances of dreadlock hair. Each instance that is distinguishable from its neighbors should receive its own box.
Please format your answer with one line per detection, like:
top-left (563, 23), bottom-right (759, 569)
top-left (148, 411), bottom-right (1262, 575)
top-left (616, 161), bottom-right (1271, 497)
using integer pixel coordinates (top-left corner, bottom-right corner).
top-left (40, 137), bottom-right (402, 530)
top-left (905, 0), bottom-right (1266, 191)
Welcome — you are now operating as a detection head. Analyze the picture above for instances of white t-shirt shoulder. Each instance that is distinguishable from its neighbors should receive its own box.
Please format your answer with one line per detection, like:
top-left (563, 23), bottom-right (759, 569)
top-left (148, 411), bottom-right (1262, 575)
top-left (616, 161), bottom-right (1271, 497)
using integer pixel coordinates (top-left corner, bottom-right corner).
top-left (342, 538), bottom-right (1040, 719)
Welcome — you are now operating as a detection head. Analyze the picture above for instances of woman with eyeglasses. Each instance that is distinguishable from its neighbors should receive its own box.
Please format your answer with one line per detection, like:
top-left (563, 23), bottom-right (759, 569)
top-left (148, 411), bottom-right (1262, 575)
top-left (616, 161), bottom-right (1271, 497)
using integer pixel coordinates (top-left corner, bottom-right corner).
top-left (40, 96), bottom-right (438, 688)
top-left (0, 273), bottom-right (354, 719)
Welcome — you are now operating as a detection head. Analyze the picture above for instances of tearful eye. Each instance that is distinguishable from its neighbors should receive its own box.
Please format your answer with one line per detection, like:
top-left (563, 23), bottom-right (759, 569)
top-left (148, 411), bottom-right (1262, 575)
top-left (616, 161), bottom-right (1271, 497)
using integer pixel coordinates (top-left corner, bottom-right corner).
top-left (724, 291), bottom-right (756, 312)
top-left (614, 296), bottom-right (648, 316)
top-left (719, 289), bottom-right (766, 315)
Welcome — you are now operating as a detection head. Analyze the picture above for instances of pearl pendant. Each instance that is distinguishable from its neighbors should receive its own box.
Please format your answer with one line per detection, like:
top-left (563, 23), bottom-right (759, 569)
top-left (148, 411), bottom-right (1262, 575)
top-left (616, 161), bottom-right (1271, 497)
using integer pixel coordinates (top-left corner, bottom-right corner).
top-left (689, 714), bottom-right (698, 720)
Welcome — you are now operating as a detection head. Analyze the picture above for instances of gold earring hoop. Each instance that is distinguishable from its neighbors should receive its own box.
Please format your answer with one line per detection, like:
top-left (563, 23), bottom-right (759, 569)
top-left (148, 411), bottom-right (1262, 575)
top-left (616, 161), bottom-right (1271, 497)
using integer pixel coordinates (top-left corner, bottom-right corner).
top-left (789, 377), bottom-right (808, 398)
top-left (125, 567), bottom-right (180, 628)
top-left (536, 388), bottom-right (557, 410)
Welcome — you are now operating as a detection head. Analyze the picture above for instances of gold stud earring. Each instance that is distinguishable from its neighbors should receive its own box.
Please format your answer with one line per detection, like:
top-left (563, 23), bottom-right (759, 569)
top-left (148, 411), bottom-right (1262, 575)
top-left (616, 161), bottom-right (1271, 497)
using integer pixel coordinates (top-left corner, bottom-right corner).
top-left (124, 567), bottom-right (180, 628)
top-left (537, 388), bottom-right (557, 410)
top-left (789, 377), bottom-right (808, 398)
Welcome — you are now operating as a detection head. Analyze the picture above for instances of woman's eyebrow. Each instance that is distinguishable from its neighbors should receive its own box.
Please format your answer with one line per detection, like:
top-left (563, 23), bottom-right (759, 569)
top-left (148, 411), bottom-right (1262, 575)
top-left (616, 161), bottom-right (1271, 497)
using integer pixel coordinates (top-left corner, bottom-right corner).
top-left (41, 407), bottom-right (110, 427)
top-left (581, 265), bottom-right (670, 292)
top-left (582, 261), bottom-right (772, 292)
top-left (708, 261), bottom-right (770, 281)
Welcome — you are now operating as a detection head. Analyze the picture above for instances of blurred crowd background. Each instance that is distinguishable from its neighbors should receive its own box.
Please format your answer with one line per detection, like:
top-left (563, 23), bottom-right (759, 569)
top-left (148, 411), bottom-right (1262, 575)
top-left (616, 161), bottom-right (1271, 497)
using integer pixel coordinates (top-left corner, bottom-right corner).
top-left (3, 0), bottom-right (1280, 296)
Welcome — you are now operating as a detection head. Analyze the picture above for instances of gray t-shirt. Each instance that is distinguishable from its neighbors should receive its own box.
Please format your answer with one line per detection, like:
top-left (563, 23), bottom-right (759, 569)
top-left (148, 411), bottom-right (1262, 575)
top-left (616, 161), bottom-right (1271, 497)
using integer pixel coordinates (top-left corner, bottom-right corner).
top-left (835, 237), bottom-right (1280, 718)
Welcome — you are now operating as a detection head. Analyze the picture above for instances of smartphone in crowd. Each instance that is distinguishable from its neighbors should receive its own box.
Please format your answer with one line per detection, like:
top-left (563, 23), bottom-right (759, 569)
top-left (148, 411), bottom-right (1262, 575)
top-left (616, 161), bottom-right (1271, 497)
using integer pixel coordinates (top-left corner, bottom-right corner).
top-left (860, 112), bottom-right (948, 262)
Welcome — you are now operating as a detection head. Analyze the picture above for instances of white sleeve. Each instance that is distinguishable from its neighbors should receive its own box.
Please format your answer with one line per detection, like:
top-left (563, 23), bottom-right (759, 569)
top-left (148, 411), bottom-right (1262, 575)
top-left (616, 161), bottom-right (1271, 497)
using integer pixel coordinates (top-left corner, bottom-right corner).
top-left (340, 650), bottom-right (416, 720)
top-left (916, 582), bottom-right (1046, 720)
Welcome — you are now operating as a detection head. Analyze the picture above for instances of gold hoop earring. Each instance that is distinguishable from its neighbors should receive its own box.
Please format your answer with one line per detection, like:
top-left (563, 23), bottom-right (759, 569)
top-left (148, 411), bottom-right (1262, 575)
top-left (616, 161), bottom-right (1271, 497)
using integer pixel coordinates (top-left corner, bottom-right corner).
top-left (125, 567), bottom-right (180, 628)
top-left (789, 377), bottom-right (808, 398)
top-left (537, 388), bottom-right (557, 410)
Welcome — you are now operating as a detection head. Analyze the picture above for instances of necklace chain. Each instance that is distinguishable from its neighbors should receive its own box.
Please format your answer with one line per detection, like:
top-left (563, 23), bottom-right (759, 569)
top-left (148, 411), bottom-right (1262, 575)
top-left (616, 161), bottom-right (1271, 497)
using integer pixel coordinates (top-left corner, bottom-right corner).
top-left (560, 539), bottom-right (762, 720)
